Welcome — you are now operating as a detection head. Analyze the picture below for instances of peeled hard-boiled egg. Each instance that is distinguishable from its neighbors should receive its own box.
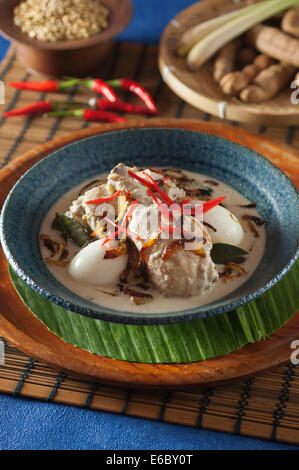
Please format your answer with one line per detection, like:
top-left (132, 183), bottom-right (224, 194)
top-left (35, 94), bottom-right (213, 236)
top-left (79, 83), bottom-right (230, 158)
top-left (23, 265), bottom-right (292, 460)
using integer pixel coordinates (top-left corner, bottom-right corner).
top-left (69, 239), bottom-right (127, 287)
top-left (203, 205), bottom-right (244, 246)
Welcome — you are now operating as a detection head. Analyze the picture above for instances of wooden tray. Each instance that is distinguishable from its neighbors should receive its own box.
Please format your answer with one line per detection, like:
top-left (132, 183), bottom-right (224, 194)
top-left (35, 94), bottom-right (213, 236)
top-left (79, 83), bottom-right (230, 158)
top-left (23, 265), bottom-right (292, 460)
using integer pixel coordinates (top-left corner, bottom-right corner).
top-left (0, 119), bottom-right (298, 389)
top-left (158, 0), bottom-right (299, 126)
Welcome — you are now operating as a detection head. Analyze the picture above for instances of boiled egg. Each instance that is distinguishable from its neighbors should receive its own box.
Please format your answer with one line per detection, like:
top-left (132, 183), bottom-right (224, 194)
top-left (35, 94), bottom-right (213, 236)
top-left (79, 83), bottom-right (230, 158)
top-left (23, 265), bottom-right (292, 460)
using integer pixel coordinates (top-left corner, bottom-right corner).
top-left (203, 205), bottom-right (244, 246)
top-left (69, 239), bottom-right (127, 286)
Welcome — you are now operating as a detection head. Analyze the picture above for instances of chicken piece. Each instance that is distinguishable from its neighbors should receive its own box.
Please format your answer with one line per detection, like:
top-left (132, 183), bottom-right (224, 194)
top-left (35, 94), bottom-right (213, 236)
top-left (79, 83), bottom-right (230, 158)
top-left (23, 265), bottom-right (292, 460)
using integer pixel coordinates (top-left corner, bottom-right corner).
top-left (107, 163), bottom-right (186, 204)
top-left (66, 163), bottom-right (186, 234)
top-left (66, 163), bottom-right (219, 297)
top-left (66, 184), bottom-right (116, 232)
top-left (127, 204), bottom-right (219, 297)
top-left (139, 238), bottom-right (218, 297)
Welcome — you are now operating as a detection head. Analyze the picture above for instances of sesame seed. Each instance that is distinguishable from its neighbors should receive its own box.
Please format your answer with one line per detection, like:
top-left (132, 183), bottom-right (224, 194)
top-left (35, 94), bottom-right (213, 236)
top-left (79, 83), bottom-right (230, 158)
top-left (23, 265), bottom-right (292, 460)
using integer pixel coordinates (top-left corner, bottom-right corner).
top-left (13, 0), bottom-right (110, 42)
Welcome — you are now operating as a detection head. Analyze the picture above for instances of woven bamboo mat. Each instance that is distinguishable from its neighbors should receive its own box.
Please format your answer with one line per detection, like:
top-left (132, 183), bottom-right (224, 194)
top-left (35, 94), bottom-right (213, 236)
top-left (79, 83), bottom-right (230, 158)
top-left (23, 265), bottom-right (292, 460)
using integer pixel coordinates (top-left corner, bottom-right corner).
top-left (0, 43), bottom-right (298, 446)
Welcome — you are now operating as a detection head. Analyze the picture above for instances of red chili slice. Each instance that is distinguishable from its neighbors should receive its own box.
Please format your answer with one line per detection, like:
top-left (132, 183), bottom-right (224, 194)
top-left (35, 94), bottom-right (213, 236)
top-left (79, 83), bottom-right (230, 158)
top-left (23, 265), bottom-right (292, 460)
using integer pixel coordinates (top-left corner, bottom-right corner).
top-left (85, 190), bottom-right (122, 205)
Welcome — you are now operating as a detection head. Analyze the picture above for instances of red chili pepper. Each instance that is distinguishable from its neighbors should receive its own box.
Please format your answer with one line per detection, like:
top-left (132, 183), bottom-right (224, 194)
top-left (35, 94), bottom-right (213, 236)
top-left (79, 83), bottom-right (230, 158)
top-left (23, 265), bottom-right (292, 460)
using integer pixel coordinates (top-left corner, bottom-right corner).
top-left (128, 170), bottom-right (174, 206)
top-left (142, 171), bottom-right (174, 206)
top-left (147, 188), bottom-right (160, 205)
top-left (129, 170), bottom-right (225, 214)
top-left (82, 109), bottom-right (125, 122)
top-left (160, 226), bottom-right (181, 233)
top-left (4, 101), bottom-right (54, 117)
top-left (181, 197), bottom-right (226, 216)
top-left (9, 78), bottom-right (80, 92)
top-left (84, 79), bottom-right (117, 103)
top-left (180, 198), bottom-right (192, 205)
top-left (120, 199), bottom-right (139, 228)
top-left (9, 81), bottom-right (59, 92)
top-left (89, 98), bottom-right (158, 116)
top-left (106, 79), bottom-right (158, 113)
top-left (202, 196), bottom-right (226, 213)
top-left (128, 169), bottom-right (155, 188)
top-left (85, 190), bottom-right (122, 205)
top-left (47, 108), bottom-right (126, 123)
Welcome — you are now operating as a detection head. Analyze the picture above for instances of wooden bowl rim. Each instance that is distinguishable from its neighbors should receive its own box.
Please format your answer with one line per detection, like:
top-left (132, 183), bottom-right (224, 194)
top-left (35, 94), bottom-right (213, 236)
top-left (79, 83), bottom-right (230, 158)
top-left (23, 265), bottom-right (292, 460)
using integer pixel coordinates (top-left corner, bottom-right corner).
top-left (0, 119), bottom-right (298, 387)
top-left (0, 0), bottom-right (133, 51)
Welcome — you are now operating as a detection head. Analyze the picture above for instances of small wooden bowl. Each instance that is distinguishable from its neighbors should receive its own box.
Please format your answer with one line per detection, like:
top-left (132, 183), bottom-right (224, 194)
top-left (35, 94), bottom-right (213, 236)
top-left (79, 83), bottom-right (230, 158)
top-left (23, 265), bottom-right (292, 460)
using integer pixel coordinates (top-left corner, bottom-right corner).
top-left (0, 0), bottom-right (133, 77)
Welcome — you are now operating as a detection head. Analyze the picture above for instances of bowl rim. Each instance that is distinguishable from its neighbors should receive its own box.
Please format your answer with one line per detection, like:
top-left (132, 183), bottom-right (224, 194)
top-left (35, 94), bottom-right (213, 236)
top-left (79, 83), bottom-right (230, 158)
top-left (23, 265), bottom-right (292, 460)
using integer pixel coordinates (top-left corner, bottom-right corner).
top-left (1, 128), bottom-right (298, 325)
top-left (0, 0), bottom-right (133, 51)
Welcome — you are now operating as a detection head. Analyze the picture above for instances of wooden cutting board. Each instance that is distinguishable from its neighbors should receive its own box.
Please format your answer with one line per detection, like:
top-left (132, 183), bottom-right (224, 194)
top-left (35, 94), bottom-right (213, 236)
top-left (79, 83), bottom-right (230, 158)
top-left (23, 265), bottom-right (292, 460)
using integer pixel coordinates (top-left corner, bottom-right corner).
top-left (0, 118), bottom-right (298, 389)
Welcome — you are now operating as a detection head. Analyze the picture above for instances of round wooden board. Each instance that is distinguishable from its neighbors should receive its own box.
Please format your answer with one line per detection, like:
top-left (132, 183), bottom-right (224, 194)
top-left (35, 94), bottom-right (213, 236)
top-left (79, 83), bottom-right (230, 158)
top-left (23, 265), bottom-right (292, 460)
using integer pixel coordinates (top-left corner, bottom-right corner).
top-left (0, 118), bottom-right (298, 390)
top-left (158, 0), bottom-right (299, 126)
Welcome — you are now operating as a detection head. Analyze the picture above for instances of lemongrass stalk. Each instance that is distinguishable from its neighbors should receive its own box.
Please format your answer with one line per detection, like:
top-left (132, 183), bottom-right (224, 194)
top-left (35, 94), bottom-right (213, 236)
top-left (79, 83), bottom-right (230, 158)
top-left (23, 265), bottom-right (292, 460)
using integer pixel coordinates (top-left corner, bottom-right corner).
top-left (177, 3), bottom-right (258, 57)
top-left (187, 0), bottom-right (299, 70)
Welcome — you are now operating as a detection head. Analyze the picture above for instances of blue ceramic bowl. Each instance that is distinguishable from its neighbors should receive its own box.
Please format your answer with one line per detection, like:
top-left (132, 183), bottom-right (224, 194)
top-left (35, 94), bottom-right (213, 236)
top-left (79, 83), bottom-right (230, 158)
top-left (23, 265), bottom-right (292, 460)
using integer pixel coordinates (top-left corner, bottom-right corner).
top-left (1, 128), bottom-right (298, 325)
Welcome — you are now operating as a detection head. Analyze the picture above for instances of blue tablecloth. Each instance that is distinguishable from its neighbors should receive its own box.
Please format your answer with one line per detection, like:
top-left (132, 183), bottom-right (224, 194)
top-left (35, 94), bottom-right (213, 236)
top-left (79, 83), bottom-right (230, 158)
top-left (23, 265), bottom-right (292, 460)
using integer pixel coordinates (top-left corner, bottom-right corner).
top-left (0, 0), bottom-right (297, 451)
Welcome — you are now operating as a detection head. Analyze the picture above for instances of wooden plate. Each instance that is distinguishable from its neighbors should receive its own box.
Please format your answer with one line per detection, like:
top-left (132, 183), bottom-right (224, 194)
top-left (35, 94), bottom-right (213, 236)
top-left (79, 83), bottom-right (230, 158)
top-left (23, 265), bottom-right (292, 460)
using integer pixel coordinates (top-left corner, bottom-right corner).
top-left (0, 119), bottom-right (298, 389)
top-left (158, 0), bottom-right (299, 126)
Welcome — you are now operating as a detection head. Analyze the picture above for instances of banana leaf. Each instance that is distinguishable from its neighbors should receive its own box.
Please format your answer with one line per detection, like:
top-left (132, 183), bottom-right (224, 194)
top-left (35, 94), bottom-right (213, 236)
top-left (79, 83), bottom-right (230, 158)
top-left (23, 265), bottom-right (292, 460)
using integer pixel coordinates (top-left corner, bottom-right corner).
top-left (9, 261), bottom-right (299, 364)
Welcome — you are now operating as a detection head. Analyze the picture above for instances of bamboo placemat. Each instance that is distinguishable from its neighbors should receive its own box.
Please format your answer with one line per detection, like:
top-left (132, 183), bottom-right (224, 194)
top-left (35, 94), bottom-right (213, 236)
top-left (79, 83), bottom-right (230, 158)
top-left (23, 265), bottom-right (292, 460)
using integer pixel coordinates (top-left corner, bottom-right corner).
top-left (0, 43), bottom-right (298, 446)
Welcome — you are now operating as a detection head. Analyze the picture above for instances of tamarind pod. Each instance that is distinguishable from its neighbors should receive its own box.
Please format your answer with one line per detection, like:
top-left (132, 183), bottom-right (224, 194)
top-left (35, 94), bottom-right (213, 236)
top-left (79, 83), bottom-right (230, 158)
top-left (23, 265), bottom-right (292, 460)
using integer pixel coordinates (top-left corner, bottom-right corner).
top-left (247, 25), bottom-right (299, 67)
top-left (240, 63), bottom-right (296, 103)
top-left (213, 38), bottom-right (242, 83)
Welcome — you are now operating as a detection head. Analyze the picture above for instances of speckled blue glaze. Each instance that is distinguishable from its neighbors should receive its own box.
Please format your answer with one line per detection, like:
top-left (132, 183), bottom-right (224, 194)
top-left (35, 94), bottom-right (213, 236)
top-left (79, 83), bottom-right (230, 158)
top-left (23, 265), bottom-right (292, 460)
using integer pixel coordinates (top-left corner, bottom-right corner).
top-left (1, 128), bottom-right (298, 325)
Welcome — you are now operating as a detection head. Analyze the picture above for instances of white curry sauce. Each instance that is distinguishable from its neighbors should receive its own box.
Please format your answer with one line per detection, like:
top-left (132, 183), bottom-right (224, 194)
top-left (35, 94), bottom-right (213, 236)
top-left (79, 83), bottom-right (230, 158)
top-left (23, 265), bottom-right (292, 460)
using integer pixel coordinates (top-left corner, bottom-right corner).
top-left (39, 167), bottom-right (266, 313)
